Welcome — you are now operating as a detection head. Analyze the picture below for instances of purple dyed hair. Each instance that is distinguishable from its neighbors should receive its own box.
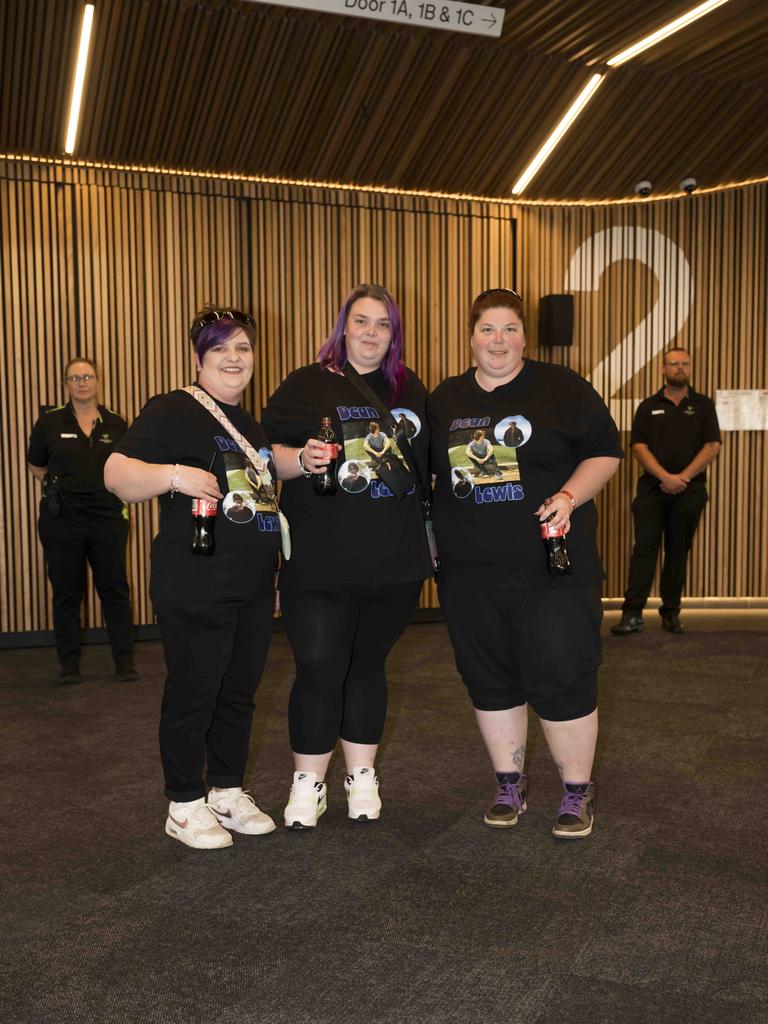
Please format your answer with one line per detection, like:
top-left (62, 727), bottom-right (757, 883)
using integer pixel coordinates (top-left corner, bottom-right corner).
top-left (317, 284), bottom-right (407, 402)
top-left (190, 305), bottom-right (257, 363)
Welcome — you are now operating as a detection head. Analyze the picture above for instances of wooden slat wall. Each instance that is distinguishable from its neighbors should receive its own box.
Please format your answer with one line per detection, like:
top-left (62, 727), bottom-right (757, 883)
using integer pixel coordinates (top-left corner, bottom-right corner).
top-left (1, 159), bottom-right (765, 633)
top-left (519, 187), bottom-right (768, 599)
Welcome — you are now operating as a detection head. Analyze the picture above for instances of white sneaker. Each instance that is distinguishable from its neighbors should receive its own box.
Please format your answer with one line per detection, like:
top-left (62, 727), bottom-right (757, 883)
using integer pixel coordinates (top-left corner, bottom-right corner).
top-left (207, 787), bottom-right (276, 835)
top-left (165, 797), bottom-right (233, 849)
top-left (283, 771), bottom-right (327, 829)
top-left (344, 766), bottom-right (381, 821)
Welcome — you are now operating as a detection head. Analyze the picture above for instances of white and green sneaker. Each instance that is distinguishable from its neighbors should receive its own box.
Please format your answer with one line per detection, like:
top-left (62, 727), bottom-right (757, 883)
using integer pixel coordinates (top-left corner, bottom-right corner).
top-left (284, 771), bottom-right (327, 829)
top-left (344, 766), bottom-right (381, 822)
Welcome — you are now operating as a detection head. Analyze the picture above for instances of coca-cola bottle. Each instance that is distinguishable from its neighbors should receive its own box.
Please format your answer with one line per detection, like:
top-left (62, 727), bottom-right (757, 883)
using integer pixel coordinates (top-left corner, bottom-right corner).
top-left (191, 498), bottom-right (218, 555)
top-left (540, 513), bottom-right (572, 575)
top-left (313, 417), bottom-right (338, 496)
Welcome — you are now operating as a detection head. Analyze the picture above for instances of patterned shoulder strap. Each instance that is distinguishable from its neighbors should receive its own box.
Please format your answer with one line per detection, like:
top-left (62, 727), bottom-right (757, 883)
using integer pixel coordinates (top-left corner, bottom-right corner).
top-left (183, 385), bottom-right (267, 475)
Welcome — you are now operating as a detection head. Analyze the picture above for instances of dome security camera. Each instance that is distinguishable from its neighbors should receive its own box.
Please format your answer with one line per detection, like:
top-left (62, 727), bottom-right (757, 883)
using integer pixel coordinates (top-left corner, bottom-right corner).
top-left (634, 180), bottom-right (652, 197)
top-left (680, 177), bottom-right (698, 194)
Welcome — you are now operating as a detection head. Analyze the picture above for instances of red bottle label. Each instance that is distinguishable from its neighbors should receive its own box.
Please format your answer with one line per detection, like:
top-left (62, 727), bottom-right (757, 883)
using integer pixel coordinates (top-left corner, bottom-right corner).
top-left (540, 520), bottom-right (565, 539)
top-left (192, 498), bottom-right (218, 517)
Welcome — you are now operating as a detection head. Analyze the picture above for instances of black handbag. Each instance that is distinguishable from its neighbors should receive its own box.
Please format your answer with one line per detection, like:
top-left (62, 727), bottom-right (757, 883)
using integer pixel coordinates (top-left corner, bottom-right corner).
top-left (371, 449), bottom-right (414, 500)
top-left (344, 365), bottom-right (439, 574)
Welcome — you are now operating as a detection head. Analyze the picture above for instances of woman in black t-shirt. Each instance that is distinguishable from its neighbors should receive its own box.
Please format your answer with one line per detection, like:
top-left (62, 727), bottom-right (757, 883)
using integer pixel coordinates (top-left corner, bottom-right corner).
top-left (428, 289), bottom-right (622, 841)
top-left (105, 305), bottom-right (279, 851)
top-left (263, 284), bottom-right (432, 831)
top-left (27, 357), bottom-right (136, 684)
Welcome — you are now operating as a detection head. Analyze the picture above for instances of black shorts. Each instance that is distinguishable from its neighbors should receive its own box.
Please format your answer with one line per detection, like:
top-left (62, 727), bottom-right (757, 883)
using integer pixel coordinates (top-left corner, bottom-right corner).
top-left (437, 579), bottom-right (603, 721)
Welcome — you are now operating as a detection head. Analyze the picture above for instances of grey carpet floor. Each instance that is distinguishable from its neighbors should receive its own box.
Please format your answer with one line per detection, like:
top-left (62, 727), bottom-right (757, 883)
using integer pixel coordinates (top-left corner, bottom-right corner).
top-left (1, 624), bottom-right (766, 1024)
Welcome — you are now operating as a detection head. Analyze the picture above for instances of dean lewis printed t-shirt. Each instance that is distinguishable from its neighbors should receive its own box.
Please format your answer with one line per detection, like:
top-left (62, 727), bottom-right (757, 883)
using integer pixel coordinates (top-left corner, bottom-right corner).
top-left (427, 360), bottom-right (623, 589)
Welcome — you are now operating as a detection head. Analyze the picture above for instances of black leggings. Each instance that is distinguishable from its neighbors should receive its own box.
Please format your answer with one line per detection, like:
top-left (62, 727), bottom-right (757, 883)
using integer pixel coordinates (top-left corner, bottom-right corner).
top-left (281, 582), bottom-right (423, 754)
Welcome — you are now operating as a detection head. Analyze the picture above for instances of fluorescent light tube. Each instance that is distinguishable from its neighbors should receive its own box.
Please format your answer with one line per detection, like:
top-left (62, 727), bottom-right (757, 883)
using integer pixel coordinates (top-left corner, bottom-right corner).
top-left (64, 4), bottom-right (95, 154)
top-left (511, 74), bottom-right (605, 195)
top-left (607, 0), bottom-right (730, 67)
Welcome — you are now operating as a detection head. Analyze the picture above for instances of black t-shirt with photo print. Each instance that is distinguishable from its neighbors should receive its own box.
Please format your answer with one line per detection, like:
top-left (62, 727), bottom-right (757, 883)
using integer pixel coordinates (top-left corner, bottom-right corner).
top-left (428, 360), bottom-right (623, 589)
top-left (262, 363), bottom-right (432, 591)
top-left (114, 389), bottom-right (280, 605)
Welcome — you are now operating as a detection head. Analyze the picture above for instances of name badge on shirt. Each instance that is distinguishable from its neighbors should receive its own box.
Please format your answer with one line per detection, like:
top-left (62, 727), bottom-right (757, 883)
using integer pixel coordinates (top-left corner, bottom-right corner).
top-left (60, 433), bottom-right (78, 437)
top-left (651, 410), bottom-right (665, 416)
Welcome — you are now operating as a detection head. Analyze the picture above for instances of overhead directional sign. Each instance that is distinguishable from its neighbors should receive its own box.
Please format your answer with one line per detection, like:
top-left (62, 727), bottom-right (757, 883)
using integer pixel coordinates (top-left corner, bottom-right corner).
top-left (249, 0), bottom-right (505, 38)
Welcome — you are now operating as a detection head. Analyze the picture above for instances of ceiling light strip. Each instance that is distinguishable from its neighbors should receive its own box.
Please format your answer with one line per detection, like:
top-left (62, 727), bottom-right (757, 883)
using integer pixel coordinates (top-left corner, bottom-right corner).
top-left (511, 74), bottom-right (605, 195)
top-left (607, 0), bottom-right (731, 67)
top-left (64, 4), bottom-right (95, 155)
top-left (2, 153), bottom-right (766, 207)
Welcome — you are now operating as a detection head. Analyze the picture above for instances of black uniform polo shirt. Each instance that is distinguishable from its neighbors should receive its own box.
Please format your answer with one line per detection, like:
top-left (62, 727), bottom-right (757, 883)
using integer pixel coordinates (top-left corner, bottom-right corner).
top-left (27, 403), bottom-right (128, 518)
top-left (630, 387), bottom-right (721, 480)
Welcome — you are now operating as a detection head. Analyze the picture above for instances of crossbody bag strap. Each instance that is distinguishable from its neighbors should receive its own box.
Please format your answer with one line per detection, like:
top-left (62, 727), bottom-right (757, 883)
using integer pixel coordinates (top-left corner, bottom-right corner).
top-left (183, 386), bottom-right (268, 476)
top-left (183, 385), bottom-right (292, 560)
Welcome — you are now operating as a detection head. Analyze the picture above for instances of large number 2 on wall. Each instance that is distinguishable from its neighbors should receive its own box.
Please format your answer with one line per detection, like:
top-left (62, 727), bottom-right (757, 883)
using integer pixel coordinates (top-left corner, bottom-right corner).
top-left (564, 227), bottom-right (693, 429)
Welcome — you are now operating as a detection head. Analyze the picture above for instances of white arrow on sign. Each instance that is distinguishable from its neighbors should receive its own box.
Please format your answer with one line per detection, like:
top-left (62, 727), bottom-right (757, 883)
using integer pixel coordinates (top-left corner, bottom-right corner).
top-left (246, 0), bottom-right (505, 38)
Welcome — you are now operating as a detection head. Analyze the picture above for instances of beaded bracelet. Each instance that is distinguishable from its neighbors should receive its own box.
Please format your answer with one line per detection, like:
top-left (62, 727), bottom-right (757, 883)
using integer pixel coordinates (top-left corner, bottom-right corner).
top-left (558, 489), bottom-right (577, 508)
top-left (169, 464), bottom-right (180, 497)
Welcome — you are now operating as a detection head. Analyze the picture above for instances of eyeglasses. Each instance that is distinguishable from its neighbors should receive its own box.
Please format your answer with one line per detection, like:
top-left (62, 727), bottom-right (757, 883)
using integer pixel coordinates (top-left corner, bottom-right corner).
top-left (664, 360), bottom-right (690, 367)
top-left (65, 374), bottom-right (96, 384)
top-left (191, 308), bottom-right (255, 343)
top-left (475, 287), bottom-right (523, 303)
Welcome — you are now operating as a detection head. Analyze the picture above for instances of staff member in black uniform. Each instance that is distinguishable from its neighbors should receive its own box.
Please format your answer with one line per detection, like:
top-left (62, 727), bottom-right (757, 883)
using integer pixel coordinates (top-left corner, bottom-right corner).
top-left (428, 289), bottom-right (622, 839)
top-left (27, 358), bottom-right (136, 684)
top-left (105, 306), bottom-right (280, 850)
top-left (263, 284), bottom-right (432, 830)
top-left (611, 347), bottom-right (721, 635)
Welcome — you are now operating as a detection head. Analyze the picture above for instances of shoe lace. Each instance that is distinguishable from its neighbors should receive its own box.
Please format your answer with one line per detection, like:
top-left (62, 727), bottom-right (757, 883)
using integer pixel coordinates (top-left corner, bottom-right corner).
top-left (189, 802), bottom-right (220, 828)
top-left (494, 782), bottom-right (524, 809)
top-left (216, 790), bottom-right (258, 816)
top-left (558, 791), bottom-right (587, 817)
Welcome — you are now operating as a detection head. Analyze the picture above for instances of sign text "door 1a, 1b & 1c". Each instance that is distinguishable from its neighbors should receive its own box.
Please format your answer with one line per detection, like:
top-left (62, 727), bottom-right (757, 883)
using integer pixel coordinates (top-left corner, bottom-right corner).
top-left (249, 0), bottom-right (505, 38)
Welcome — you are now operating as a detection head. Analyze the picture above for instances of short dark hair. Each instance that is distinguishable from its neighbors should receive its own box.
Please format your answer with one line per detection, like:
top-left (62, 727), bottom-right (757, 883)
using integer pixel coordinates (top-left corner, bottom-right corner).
top-left (64, 356), bottom-right (98, 377)
top-left (469, 289), bottom-right (526, 335)
top-left (191, 304), bottom-right (257, 362)
top-left (663, 347), bottom-right (689, 361)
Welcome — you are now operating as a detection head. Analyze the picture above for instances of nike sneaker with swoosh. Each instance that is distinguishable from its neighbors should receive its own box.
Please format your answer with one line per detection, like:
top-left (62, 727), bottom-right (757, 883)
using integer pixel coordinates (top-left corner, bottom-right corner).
top-left (207, 788), bottom-right (276, 835)
top-left (284, 771), bottom-right (327, 829)
top-left (344, 766), bottom-right (381, 822)
top-left (165, 797), bottom-right (233, 849)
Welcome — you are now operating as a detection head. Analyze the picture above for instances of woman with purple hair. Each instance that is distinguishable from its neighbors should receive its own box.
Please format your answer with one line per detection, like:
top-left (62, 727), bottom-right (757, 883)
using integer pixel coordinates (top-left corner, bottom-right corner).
top-left (105, 305), bottom-right (280, 850)
top-left (264, 284), bottom-right (432, 830)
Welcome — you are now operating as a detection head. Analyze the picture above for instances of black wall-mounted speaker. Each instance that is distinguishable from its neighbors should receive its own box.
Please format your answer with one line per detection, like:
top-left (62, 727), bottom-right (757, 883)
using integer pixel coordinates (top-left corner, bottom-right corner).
top-left (539, 294), bottom-right (574, 347)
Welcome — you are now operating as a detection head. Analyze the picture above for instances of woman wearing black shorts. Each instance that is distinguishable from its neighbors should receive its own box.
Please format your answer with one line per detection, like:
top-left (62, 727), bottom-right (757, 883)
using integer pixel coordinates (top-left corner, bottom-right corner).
top-left (428, 289), bottom-right (622, 839)
top-left (264, 284), bottom-right (432, 830)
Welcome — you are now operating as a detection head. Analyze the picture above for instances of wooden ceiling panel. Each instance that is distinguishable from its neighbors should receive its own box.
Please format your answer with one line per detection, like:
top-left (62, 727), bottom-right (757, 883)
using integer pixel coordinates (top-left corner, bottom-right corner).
top-left (1, 0), bottom-right (766, 199)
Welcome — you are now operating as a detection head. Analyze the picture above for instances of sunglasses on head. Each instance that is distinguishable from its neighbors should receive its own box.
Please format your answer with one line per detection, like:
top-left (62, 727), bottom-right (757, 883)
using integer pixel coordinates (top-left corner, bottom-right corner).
top-left (191, 308), bottom-right (255, 343)
top-left (475, 287), bottom-right (523, 302)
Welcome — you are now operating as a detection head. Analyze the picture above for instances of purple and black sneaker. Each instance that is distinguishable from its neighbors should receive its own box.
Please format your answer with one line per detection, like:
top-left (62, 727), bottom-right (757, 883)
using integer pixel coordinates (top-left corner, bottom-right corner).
top-left (484, 774), bottom-right (529, 828)
top-left (552, 782), bottom-right (595, 839)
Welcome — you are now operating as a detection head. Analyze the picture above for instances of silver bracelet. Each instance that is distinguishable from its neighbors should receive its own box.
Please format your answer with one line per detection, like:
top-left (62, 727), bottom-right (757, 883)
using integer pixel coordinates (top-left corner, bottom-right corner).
top-left (297, 448), bottom-right (312, 478)
top-left (170, 464), bottom-right (180, 497)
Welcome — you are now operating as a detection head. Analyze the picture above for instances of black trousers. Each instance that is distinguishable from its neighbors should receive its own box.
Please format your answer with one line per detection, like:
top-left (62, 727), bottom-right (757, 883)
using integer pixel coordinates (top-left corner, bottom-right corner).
top-left (280, 581), bottom-right (423, 754)
top-left (155, 596), bottom-right (274, 801)
top-left (622, 481), bottom-right (707, 615)
top-left (38, 510), bottom-right (134, 670)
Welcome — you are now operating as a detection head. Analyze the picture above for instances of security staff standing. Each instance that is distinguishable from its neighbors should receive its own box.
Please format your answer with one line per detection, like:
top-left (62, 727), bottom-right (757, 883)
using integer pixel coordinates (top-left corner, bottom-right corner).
top-left (27, 358), bottom-right (138, 683)
top-left (612, 348), bottom-right (721, 635)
